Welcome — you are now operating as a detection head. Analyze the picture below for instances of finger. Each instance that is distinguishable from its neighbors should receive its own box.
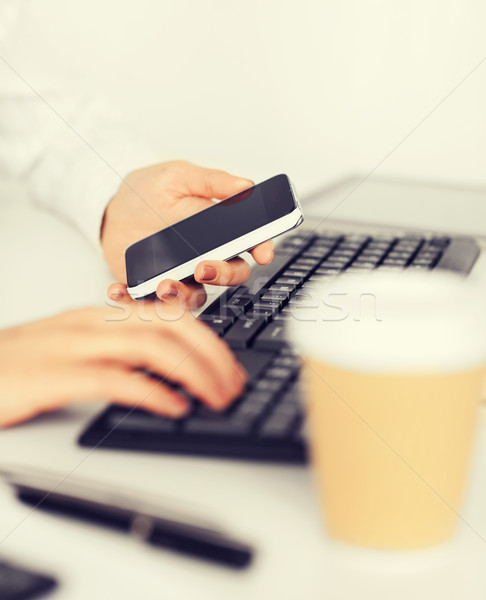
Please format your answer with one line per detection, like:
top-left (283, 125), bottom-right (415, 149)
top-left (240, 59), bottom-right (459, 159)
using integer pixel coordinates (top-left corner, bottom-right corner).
top-left (83, 303), bottom-right (247, 407)
top-left (78, 325), bottom-right (244, 410)
top-left (161, 314), bottom-right (248, 406)
top-left (250, 240), bottom-right (274, 265)
top-left (156, 279), bottom-right (207, 309)
top-left (77, 366), bottom-right (191, 418)
top-left (107, 282), bottom-right (135, 305)
top-left (182, 163), bottom-right (253, 200)
top-left (194, 257), bottom-right (251, 287)
top-left (145, 309), bottom-right (247, 406)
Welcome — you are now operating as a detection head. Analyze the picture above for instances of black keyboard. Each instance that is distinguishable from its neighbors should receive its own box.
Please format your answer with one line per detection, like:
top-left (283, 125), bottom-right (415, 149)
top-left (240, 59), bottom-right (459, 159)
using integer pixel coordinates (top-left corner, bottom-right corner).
top-left (0, 560), bottom-right (56, 600)
top-left (79, 229), bottom-right (480, 463)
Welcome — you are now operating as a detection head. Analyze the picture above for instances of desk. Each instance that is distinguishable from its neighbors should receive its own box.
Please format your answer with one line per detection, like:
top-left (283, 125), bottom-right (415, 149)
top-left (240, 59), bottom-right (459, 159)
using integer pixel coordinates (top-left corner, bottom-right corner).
top-left (1, 180), bottom-right (486, 599)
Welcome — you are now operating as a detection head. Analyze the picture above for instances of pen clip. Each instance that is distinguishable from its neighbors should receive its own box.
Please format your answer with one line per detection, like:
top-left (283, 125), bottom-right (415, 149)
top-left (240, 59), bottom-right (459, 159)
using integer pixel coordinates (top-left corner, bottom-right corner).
top-left (130, 513), bottom-right (155, 541)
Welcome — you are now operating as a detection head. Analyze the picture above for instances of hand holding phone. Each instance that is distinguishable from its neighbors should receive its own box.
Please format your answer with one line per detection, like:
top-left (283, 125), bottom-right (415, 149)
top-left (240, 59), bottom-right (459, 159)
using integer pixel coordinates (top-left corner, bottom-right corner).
top-left (125, 174), bottom-right (303, 300)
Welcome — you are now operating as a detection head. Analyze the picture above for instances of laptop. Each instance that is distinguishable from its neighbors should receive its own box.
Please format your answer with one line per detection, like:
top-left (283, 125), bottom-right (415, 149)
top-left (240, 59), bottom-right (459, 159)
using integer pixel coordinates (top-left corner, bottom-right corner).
top-left (79, 176), bottom-right (486, 463)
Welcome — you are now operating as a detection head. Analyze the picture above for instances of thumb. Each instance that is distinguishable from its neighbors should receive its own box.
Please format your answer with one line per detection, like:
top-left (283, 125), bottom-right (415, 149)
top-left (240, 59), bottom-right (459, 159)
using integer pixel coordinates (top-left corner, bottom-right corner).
top-left (186, 164), bottom-right (253, 200)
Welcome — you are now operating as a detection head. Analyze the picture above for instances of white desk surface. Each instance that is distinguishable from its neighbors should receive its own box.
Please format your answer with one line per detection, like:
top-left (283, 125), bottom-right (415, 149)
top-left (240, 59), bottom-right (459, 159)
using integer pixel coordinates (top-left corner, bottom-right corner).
top-left (1, 179), bottom-right (486, 599)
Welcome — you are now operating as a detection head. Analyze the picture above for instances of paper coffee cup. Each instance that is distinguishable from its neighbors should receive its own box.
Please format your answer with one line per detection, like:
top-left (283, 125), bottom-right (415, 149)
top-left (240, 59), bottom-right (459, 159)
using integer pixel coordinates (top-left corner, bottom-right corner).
top-left (289, 271), bottom-right (486, 549)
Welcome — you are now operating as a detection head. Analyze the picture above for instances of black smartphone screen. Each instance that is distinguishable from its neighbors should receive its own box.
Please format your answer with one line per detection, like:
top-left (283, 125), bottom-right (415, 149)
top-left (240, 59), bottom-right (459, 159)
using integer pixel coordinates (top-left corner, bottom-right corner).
top-left (125, 174), bottom-right (295, 287)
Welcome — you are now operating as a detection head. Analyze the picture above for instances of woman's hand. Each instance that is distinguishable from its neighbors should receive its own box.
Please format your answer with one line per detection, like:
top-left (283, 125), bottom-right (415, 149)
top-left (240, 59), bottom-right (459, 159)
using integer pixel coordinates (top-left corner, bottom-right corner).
top-left (0, 303), bottom-right (246, 427)
top-left (101, 160), bottom-right (273, 308)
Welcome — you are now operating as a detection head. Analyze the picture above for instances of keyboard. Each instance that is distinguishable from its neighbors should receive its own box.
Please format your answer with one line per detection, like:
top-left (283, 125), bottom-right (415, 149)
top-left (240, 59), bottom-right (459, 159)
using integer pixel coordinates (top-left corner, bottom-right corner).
top-left (79, 228), bottom-right (480, 463)
top-left (0, 560), bottom-right (56, 600)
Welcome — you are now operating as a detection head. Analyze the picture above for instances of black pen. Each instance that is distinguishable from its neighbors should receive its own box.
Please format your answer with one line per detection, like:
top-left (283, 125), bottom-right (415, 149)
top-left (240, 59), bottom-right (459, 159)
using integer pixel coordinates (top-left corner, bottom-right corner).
top-left (0, 466), bottom-right (253, 569)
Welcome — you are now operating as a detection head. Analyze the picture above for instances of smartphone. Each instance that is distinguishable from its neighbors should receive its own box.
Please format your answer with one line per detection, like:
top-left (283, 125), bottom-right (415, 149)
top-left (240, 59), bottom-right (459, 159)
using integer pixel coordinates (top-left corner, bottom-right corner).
top-left (125, 174), bottom-right (304, 299)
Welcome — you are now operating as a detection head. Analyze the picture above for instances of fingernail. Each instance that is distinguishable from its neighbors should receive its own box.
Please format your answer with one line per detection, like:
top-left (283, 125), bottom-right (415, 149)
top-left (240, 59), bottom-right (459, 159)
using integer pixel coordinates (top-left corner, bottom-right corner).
top-left (111, 292), bottom-right (123, 300)
top-left (237, 178), bottom-right (252, 188)
top-left (213, 393), bottom-right (231, 410)
top-left (200, 266), bottom-right (217, 281)
top-left (169, 401), bottom-right (189, 418)
top-left (160, 285), bottom-right (178, 299)
top-left (235, 364), bottom-right (247, 385)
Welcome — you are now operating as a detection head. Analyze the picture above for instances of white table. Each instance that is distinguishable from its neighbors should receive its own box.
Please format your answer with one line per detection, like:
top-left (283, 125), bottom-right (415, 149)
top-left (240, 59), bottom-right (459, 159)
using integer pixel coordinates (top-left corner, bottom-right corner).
top-left (1, 179), bottom-right (486, 599)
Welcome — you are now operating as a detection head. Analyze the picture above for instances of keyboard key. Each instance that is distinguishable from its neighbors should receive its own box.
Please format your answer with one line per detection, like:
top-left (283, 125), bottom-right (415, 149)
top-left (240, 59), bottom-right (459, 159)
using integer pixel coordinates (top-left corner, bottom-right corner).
top-left (225, 295), bottom-right (254, 311)
top-left (429, 236), bottom-right (450, 248)
top-left (259, 411), bottom-right (296, 438)
top-left (331, 248), bottom-right (357, 258)
top-left (198, 287), bottom-right (246, 318)
top-left (254, 378), bottom-right (286, 394)
top-left (293, 257), bottom-right (321, 267)
top-left (233, 349), bottom-right (275, 381)
top-left (310, 240), bottom-right (337, 250)
top-left (283, 269), bottom-right (309, 280)
top-left (417, 248), bottom-right (441, 258)
top-left (265, 366), bottom-right (295, 382)
top-left (282, 234), bottom-right (312, 246)
top-left (394, 242), bottom-right (422, 254)
top-left (268, 283), bottom-right (296, 294)
top-left (107, 408), bottom-right (178, 432)
top-left (367, 241), bottom-right (394, 251)
top-left (254, 322), bottom-right (288, 350)
top-left (289, 262), bottom-right (315, 275)
top-left (343, 234), bottom-right (370, 244)
top-left (224, 318), bottom-right (267, 348)
top-left (381, 258), bottom-right (408, 266)
top-left (275, 276), bottom-right (303, 287)
top-left (336, 242), bottom-right (365, 251)
top-left (185, 418), bottom-right (252, 436)
top-left (319, 260), bottom-right (346, 270)
top-left (199, 304), bottom-right (240, 320)
top-left (314, 267), bottom-right (341, 275)
top-left (316, 233), bottom-right (343, 242)
top-left (277, 399), bottom-right (301, 419)
top-left (280, 345), bottom-right (300, 356)
top-left (232, 393), bottom-right (273, 421)
top-left (280, 385), bottom-right (303, 404)
top-left (351, 260), bottom-right (378, 269)
top-left (240, 391), bottom-right (275, 408)
top-left (242, 246), bottom-right (303, 295)
top-left (385, 251), bottom-right (412, 260)
top-left (245, 309), bottom-right (275, 321)
top-left (201, 316), bottom-right (234, 335)
top-left (412, 258), bottom-right (435, 266)
top-left (301, 248), bottom-right (330, 259)
top-left (376, 264), bottom-right (404, 271)
top-left (360, 248), bottom-right (387, 258)
top-left (273, 355), bottom-right (302, 369)
top-left (252, 301), bottom-right (281, 315)
top-left (261, 290), bottom-right (289, 302)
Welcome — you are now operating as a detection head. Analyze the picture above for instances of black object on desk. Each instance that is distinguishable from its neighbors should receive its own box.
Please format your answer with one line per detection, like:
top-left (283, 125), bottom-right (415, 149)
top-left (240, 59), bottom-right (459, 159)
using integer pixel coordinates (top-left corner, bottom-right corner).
top-left (1, 466), bottom-right (253, 570)
top-left (79, 227), bottom-right (480, 462)
top-left (0, 559), bottom-right (56, 600)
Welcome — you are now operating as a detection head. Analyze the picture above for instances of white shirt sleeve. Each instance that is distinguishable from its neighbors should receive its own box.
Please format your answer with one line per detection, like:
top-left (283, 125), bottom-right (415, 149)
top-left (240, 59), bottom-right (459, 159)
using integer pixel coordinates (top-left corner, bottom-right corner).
top-left (0, 0), bottom-right (158, 250)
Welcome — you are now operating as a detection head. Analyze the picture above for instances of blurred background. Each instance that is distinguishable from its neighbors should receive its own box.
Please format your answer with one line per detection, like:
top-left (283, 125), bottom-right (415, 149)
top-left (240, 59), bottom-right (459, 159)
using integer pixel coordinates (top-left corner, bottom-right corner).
top-left (9, 0), bottom-right (486, 196)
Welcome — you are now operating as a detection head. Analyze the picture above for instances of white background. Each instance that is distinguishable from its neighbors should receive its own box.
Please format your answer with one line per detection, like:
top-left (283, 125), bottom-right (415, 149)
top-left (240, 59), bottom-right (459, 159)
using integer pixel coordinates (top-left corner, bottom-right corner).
top-left (23, 0), bottom-right (486, 195)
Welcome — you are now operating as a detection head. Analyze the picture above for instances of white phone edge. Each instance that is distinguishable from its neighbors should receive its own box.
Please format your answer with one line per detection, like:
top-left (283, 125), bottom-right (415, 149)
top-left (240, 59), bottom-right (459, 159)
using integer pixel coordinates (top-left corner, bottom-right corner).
top-left (127, 206), bottom-right (304, 299)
